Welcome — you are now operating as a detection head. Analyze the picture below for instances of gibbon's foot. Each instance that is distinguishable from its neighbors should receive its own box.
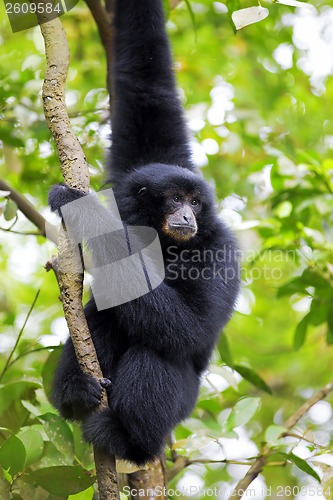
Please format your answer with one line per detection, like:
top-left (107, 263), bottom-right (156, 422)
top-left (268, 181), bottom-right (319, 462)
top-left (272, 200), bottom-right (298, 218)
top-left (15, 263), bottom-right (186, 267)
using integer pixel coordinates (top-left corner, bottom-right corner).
top-left (100, 377), bottom-right (112, 389)
top-left (57, 373), bottom-right (103, 420)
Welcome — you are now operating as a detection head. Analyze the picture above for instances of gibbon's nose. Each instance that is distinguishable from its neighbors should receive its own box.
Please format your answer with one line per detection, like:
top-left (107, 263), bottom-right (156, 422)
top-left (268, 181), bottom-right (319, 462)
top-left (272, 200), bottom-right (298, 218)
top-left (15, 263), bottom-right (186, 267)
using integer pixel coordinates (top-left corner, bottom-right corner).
top-left (167, 205), bottom-right (197, 233)
top-left (180, 205), bottom-right (196, 228)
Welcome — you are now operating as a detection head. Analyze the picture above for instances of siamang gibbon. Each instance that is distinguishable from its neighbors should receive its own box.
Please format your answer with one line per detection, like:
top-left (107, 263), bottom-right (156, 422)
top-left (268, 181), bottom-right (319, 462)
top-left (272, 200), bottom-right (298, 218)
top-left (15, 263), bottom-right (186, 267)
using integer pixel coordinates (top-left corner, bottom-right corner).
top-left (48, 0), bottom-right (240, 465)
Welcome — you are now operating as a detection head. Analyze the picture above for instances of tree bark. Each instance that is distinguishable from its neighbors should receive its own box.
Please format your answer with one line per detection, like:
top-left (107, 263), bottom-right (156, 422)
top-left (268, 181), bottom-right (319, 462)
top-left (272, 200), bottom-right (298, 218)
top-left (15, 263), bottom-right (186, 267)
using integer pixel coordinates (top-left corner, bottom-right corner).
top-left (127, 458), bottom-right (166, 500)
top-left (34, 2), bottom-right (119, 498)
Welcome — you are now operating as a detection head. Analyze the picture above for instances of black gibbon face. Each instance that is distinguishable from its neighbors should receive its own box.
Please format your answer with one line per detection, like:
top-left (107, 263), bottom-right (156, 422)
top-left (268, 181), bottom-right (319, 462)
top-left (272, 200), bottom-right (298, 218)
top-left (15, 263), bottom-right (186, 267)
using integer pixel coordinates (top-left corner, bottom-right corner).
top-left (162, 190), bottom-right (201, 242)
top-left (130, 164), bottom-right (209, 243)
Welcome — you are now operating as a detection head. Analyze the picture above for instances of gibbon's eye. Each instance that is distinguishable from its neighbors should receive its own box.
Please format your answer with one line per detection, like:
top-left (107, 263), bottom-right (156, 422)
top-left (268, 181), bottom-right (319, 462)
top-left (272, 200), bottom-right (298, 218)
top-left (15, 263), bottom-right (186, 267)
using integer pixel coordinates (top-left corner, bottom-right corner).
top-left (138, 187), bottom-right (147, 195)
top-left (173, 195), bottom-right (181, 203)
top-left (191, 198), bottom-right (199, 206)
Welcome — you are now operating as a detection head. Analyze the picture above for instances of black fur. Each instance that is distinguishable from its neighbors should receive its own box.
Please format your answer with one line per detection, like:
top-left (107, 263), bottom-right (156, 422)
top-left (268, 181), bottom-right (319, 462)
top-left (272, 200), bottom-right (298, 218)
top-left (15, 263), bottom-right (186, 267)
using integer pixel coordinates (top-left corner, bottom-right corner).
top-left (50, 0), bottom-right (240, 465)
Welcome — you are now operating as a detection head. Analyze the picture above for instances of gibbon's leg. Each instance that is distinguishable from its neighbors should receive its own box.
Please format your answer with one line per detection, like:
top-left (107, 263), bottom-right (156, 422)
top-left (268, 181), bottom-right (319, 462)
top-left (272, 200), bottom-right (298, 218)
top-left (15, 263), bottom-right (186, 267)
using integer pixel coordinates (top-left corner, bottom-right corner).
top-left (84, 345), bottom-right (199, 464)
top-left (53, 338), bottom-right (103, 420)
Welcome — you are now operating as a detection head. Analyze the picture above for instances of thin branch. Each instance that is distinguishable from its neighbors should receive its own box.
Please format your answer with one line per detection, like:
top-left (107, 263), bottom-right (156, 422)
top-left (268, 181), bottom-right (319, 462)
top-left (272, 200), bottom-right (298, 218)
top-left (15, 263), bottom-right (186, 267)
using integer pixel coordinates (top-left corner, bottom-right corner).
top-left (167, 434), bottom-right (180, 463)
top-left (34, 2), bottom-right (119, 498)
top-left (228, 446), bottom-right (270, 500)
top-left (284, 381), bottom-right (333, 429)
top-left (84, 0), bottom-right (180, 98)
top-left (167, 456), bottom-right (258, 482)
top-left (230, 381), bottom-right (333, 500)
top-left (191, 459), bottom-right (253, 466)
top-left (281, 431), bottom-right (326, 449)
top-left (0, 227), bottom-right (44, 237)
top-left (0, 179), bottom-right (58, 243)
top-left (85, 0), bottom-right (113, 96)
top-left (0, 290), bottom-right (40, 383)
top-left (7, 345), bottom-right (61, 370)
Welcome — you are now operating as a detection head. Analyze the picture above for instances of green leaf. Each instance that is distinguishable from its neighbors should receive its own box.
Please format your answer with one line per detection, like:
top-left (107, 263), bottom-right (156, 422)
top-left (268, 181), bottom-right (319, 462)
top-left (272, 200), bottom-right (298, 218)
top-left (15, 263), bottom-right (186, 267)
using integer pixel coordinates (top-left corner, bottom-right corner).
top-left (288, 453), bottom-right (320, 482)
top-left (18, 428), bottom-right (44, 466)
top-left (225, 397), bottom-right (261, 431)
top-left (309, 300), bottom-right (328, 326)
top-left (198, 398), bottom-right (223, 414)
top-left (218, 334), bottom-right (233, 367)
top-left (4, 199), bottom-right (18, 221)
top-left (21, 400), bottom-right (41, 417)
top-left (275, 201), bottom-right (293, 218)
top-left (294, 314), bottom-right (310, 350)
top-left (2, 467), bottom-right (12, 485)
top-left (0, 436), bottom-right (26, 477)
top-left (28, 466), bottom-right (95, 496)
top-left (265, 425), bottom-right (287, 446)
top-left (302, 269), bottom-right (330, 289)
top-left (234, 364), bottom-right (272, 394)
top-left (39, 413), bottom-right (74, 457)
top-left (0, 380), bottom-right (42, 415)
top-left (277, 277), bottom-right (306, 298)
top-left (278, 269), bottom-right (331, 299)
top-left (69, 486), bottom-right (95, 500)
top-left (37, 442), bottom-right (72, 468)
top-left (226, 0), bottom-right (240, 17)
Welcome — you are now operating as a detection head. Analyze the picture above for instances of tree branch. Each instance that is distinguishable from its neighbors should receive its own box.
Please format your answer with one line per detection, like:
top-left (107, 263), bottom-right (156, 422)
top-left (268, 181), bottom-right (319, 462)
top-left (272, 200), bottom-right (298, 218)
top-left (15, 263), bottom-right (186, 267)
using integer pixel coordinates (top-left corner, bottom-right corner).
top-left (229, 380), bottom-right (333, 499)
top-left (84, 0), bottom-right (180, 99)
top-left (34, 2), bottom-right (119, 498)
top-left (128, 458), bottom-right (167, 500)
top-left (85, 0), bottom-right (114, 97)
top-left (0, 290), bottom-right (40, 383)
top-left (284, 381), bottom-right (333, 429)
top-left (0, 179), bottom-right (58, 243)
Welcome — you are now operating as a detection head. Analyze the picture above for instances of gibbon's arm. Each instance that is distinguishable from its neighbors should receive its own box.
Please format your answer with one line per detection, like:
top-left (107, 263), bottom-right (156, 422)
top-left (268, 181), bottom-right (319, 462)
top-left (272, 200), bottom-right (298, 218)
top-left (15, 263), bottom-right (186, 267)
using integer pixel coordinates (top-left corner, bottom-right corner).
top-left (109, 0), bottom-right (194, 183)
top-left (48, 184), bottom-right (119, 240)
top-left (48, 184), bottom-right (130, 267)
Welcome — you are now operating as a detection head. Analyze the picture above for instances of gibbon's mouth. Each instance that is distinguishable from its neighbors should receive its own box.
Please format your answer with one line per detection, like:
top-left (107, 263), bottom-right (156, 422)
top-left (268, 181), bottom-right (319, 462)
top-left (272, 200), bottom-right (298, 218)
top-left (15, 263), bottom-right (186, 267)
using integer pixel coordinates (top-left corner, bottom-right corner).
top-left (167, 223), bottom-right (197, 241)
top-left (169, 223), bottom-right (197, 233)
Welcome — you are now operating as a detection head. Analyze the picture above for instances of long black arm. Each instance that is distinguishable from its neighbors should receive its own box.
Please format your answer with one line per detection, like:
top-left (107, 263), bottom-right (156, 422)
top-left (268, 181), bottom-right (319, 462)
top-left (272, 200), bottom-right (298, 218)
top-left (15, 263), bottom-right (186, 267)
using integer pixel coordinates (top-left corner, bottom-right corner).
top-left (109, 0), bottom-right (194, 183)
